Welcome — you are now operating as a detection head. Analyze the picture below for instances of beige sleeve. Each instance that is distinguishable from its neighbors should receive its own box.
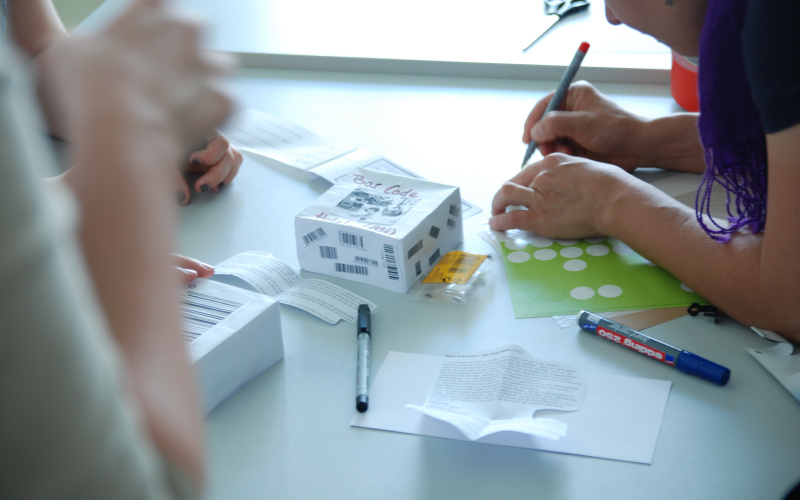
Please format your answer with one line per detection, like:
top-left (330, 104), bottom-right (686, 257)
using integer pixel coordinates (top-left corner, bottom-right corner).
top-left (0, 43), bottom-right (196, 500)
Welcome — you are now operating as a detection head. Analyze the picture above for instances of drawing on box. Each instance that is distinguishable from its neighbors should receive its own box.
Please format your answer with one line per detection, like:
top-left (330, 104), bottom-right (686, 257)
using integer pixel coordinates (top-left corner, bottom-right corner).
top-left (334, 188), bottom-right (419, 226)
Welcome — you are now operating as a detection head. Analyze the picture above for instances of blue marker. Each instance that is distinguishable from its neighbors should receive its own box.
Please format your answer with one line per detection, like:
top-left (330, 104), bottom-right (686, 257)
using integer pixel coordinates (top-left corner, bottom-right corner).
top-left (578, 310), bottom-right (730, 386)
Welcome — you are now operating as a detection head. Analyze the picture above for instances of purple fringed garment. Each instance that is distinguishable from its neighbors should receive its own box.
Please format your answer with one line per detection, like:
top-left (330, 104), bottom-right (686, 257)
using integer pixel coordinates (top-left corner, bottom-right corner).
top-left (696, 0), bottom-right (768, 242)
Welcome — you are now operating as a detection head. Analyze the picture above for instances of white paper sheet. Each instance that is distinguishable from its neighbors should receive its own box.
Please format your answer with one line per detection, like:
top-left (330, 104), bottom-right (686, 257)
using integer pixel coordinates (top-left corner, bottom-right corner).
top-left (223, 109), bottom-right (481, 219)
top-left (406, 345), bottom-right (585, 441)
top-left (352, 351), bottom-right (672, 464)
top-left (179, 279), bottom-right (283, 414)
top-left (222, 109), bottom-right (354, 171)
top-left (747, 342), bottom-right (800, 403)
top-left (213, 251), bottom-right (376, 324)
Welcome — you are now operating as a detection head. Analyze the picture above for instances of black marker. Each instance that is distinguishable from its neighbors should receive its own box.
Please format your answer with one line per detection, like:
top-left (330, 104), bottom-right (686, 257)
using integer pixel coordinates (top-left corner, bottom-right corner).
top-left (522, 41), bottom-right (590, 168)
top-left (355, 304), bottom-right (371, 412)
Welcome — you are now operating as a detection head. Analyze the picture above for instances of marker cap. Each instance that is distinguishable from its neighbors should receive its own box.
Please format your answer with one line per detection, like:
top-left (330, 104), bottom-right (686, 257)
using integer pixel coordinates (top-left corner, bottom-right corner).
top-left (675, 351), bottom-right (731, 386)
top-left (357, 304), bottom-right (371, 336)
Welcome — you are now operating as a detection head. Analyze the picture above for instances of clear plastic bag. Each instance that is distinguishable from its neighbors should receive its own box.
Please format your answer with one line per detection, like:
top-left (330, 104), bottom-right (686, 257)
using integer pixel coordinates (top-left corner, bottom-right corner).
top-left (410, 251), bottom-right (493, 304)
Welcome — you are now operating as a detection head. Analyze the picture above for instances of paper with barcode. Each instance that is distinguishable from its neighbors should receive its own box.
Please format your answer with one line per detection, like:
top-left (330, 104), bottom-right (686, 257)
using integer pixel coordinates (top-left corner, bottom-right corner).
top-left (406, 345), bottom-right (585, 441)
top-left (212, 251), bottom-right (376, 324)
top-left (180, 278), bottom-right (272, 345)
top-left (179, 277), bottom-right (284, 414)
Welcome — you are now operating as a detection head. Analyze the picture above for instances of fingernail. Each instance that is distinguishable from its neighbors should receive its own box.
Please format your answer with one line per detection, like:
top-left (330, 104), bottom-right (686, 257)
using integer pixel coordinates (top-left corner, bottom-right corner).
top-left (531, 126), bottom-right (543, 142)
top-left (218, 182), bottom-right (226, 191)
top-left (191, 158), bottom-right (200, 165)
top-left (182, 268), bottom-right (199, 281)
top-left (200, 184), bottom-right (209, 193)
top-left (177, 191), bottom-right (186, 204)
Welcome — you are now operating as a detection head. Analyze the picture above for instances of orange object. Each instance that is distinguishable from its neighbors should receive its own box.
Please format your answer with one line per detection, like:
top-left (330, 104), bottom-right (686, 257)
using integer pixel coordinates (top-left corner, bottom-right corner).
top-left (671, 51), bottom-right (700, 112)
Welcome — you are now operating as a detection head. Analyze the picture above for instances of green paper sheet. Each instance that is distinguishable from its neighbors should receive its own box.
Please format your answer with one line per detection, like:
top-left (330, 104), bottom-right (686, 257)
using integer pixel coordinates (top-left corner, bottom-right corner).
top-left (496, 230), bottom-right (706, 319)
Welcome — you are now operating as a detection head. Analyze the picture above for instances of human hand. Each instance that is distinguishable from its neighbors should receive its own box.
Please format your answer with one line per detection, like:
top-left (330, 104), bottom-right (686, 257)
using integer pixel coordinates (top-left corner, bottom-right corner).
top-left (489, 153), bottom-right (634, 238)
top-left (173, 254), bottom-right (214, 284)
top-left (523, 82), bottom-right (649, 172)
top-left (49, 0), bottom-right (233, 157)
top-left (177, 131), bottom-right (243, 205)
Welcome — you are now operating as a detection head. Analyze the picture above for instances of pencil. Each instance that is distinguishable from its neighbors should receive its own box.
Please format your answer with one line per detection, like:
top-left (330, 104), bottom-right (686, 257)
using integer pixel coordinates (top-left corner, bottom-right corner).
top-left (521, 41), bottom-right (590, 168)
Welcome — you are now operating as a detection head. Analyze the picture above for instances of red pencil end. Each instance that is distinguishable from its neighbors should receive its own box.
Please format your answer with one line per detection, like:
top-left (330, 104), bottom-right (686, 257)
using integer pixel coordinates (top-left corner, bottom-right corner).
top-left (579, 41), bottom-right (590, 53)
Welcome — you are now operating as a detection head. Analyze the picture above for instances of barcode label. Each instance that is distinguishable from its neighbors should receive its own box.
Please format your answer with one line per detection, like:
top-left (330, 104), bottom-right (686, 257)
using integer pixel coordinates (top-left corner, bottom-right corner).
top-left (384, 244), bottom-right (399, 281)
top-left (447, 218), bottom-right (456, 230)
top-left (355, 256), bottom-right (379, 267)
top-left (303, 228), bottom-right (327, 246)
top-left (449, 253), bottom-right (479, 274)
top-left (335, 263), bottom-right (369, 275)
top-left (428, 248), bottom-right (441, 267)
top-left (339, 231), bottom-right (365, 248)
top-left (429, 226), bottom-right (440, 239)
top-left (449, 204), bottom-right (460, 217)
top-left (320, 246), bottom-right (338, 260)
top-left (180, 291), bottom-right (244, 341)
top-left (415, 261), bottom-right (422, 276)
top-left (407, 240), bottom-right (423, 260)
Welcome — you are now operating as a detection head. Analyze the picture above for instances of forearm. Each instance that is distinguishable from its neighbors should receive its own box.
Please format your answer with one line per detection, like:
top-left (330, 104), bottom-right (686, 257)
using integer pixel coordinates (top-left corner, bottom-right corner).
top-left (31, 0), bottom-right (234, 491)
top-left (64, 115), bottom-right (205, 485)
top-left (600, 178), bottom-right (798, 340)
top-left (7, 0), bottom-right (70, 138)
top-left (7, 0), bottom-right (68, 57)
top-left (638, 113), bottom-right (707, 173)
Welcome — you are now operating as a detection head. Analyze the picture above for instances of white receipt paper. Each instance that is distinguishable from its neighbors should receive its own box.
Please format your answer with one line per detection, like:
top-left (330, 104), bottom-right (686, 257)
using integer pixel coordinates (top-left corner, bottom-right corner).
top-left (407, 345), bottom-right (585, 441)
top-left (352, 348), bottom-right (673, 464)
top-left (213, 251), bottom-right (376, 324)
top-left (747, 342), bottom-right (800, 403)
top-left (223, 109), bottom-right (481, 219)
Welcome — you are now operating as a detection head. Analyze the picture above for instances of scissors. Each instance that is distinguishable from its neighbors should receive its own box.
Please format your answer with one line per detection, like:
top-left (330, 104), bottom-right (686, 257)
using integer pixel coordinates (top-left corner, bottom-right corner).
top-left (523, 0), bottom-right (591, 52)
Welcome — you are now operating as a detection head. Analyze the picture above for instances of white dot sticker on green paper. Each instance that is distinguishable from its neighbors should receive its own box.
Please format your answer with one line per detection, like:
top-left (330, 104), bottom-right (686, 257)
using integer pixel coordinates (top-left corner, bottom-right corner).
top-left (598, 285), bottom-right (623, 298)
top-left (570, 287), bottom-right (595, 300)
top-left (533, 249), bottom-right (558, 261)
top-left (507, 251), bottom-right (531, 263)
top-left (563, 259), bottom-right (587, 272)
top-left (560, 247), bottom-right (584, 258)
top-left (586, 244), bottom-right (610, 257)
top-left (529, 235), bottom-right (555, 248)
top-left (506, 240), bottom-right (529, 250)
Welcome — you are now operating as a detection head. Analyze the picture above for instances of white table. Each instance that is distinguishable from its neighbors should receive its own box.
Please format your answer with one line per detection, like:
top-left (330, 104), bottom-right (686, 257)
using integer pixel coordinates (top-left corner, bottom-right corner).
top-left (171, 68), bottom-right (800, 500)
top-left (80, 3), bottom-right (800, 498)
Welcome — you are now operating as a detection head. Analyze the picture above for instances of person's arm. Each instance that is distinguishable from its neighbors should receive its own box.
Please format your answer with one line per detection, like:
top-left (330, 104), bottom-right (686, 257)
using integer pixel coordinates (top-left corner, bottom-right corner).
top-left (6, 0), bottom-right (68, 57)
top-left (64, 108), bottom-right (207, 483)
top-left (592, 124), bottom-right (800, 340)
top-left (6, 0), bottom-right (70, 137)
top-left (8, 0), bottom-right (244, 200)
top-left (1, 46), bottom-right (198, 496)
top-left (53, 0), bottom-right (232, 486)
top-left (491, 123), bottom-right (800, 340)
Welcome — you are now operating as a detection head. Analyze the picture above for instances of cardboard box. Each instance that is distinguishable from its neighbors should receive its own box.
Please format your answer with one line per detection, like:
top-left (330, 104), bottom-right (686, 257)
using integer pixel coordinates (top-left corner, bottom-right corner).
top-left (295, 167), bottom-right (464, 293)
top-left (180, 278), bottom-right (283, 415)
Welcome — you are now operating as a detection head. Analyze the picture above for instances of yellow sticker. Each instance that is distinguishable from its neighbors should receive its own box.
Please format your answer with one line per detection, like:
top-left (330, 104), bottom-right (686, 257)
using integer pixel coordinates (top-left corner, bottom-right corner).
top-left (422, 251), bottom-right (488, 285)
